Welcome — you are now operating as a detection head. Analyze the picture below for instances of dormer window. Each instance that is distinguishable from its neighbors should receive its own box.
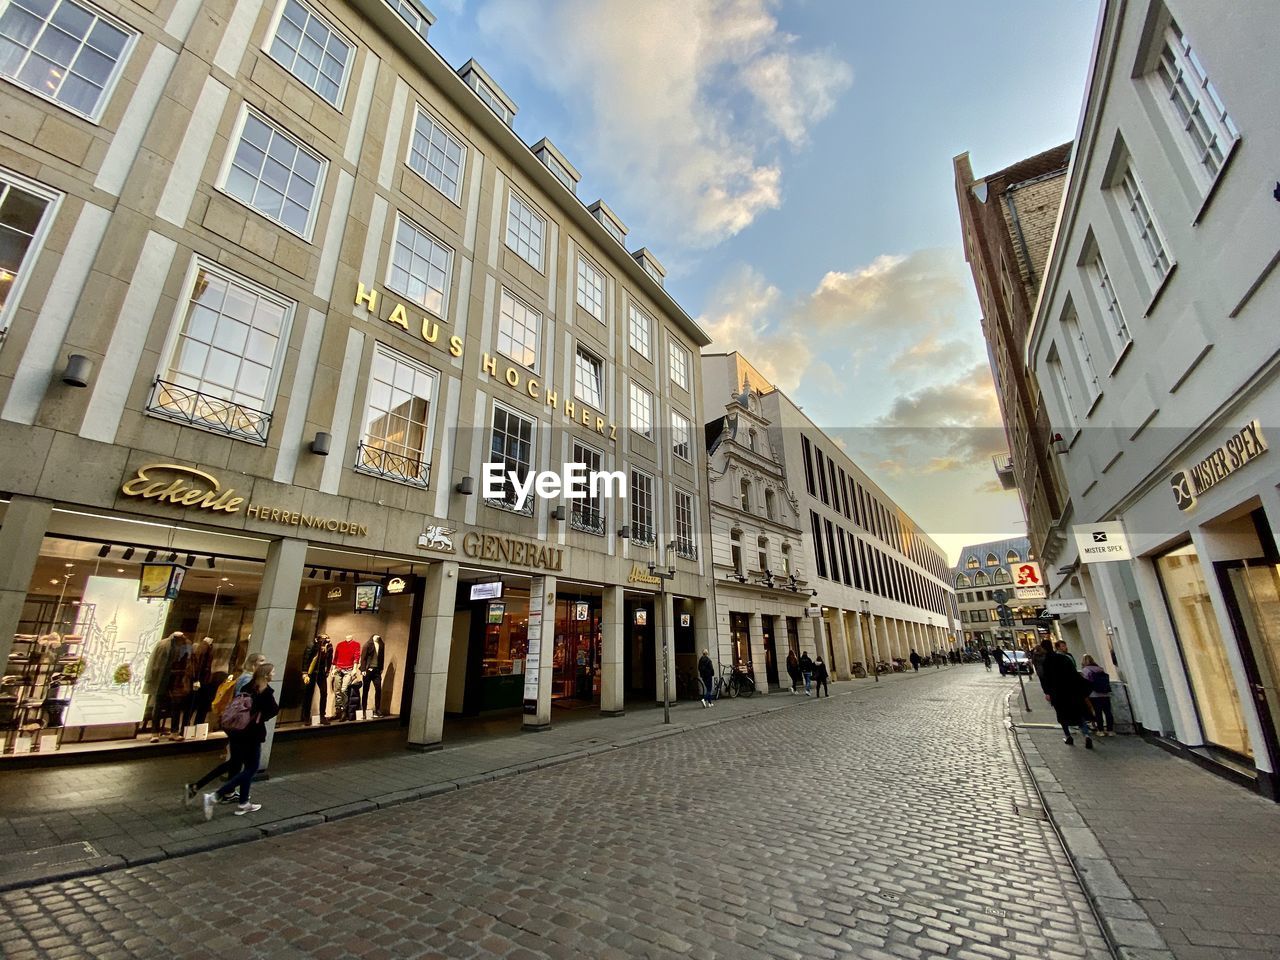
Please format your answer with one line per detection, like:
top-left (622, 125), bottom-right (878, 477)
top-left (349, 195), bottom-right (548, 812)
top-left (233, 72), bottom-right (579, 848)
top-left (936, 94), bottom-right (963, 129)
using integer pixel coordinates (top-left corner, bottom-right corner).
top-left (589, 199), bottom-right (628, 247)
top-left (633, 248), bottom-right (666, 287)
top-left (533, 139), bottom-right (580, 195)
top-left (458, 59), bottom-right (517, 127)
top-left (385, 0), bottom-right (435, 40)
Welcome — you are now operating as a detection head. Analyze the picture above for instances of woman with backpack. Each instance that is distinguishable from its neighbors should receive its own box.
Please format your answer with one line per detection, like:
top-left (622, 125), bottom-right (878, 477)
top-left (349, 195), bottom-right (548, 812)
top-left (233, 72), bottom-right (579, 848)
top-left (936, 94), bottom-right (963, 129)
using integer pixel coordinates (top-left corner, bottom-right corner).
top-left (184, 653), bottom-right (265, 808)
top-left (1081, 655), bottom-right (1115, 736)
top-left (196, 661), bottom-right (278, 819)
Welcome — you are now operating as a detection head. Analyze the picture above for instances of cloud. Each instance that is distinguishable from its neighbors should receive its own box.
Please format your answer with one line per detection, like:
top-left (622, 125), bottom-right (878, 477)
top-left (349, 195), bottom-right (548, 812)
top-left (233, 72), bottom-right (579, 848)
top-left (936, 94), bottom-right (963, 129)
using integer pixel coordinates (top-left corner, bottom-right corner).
top-left (474, 0), bottom-right (850, 247)
top-left (889, 333), bottom-right (975, 373)
top-left (802, 249), bottom-right (968, 333)
top-left (698, 264), bottom-right (813, 393)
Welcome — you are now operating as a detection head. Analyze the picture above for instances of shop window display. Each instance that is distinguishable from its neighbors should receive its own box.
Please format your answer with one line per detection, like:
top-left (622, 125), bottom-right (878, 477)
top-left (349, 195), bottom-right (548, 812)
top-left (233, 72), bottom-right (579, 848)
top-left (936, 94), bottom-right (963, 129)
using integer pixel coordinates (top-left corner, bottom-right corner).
top-left (553, 594), bottom-right (601, 702)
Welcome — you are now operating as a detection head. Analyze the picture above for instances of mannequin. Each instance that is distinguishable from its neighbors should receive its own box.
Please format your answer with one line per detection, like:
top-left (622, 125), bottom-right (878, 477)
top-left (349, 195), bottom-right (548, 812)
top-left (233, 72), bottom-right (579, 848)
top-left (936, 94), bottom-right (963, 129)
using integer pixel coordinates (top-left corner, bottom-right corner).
top-left (143, 632), bottom-right (179, 742)
top-left (165, 632), bottom-right (192, 741)
top-left (300, 634), bottom-right (333, 725)
top-left (182, 636), bottom-right (214, 729)
top-left (331, 634), bottom-right (362, 721)
top-left (360, 634), bottom-right (386, 718)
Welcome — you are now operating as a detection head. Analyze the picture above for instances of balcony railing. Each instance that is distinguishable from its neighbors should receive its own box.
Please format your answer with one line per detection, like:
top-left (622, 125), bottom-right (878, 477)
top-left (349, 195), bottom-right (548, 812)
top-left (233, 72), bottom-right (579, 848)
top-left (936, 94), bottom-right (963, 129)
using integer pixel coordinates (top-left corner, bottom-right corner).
top-left (484, 491), bottom-right (535, 517)
top-left (674, 540), bottom-right (698, 561)
top-left (146, 379), bottom-right (270, 443)
top-left (630, 522), bottom-right (655, 546)
top-left (355, 442), bottom-right (429, 487)
top-left (569, 507), bottom-right (605, 536)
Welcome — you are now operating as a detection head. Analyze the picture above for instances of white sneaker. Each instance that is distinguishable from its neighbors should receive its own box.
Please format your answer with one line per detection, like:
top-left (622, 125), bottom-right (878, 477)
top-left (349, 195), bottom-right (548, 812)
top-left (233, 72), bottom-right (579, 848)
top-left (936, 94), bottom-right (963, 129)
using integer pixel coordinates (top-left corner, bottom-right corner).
top-left (234, 802), bottom-right (262, 816)
top-left (184, 783), bottom-right (197, 807)
top-left (202, 793), bottom-right (215, 821)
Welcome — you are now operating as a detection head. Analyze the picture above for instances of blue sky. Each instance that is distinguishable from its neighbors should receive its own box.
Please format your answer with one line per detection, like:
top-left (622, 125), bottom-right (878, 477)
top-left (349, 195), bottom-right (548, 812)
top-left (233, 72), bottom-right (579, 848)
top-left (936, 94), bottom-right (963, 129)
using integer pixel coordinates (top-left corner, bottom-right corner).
top-left (428, 0), bottom-right (1100, 561)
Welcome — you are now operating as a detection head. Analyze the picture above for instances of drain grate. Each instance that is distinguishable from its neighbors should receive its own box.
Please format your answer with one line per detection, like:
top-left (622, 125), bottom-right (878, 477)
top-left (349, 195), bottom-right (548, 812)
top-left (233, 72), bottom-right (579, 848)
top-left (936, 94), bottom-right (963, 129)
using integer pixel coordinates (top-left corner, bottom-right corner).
top-left (1013, 803), bottom-right (1048, 821)
top-left (0, 841), bottom-right (100, 874)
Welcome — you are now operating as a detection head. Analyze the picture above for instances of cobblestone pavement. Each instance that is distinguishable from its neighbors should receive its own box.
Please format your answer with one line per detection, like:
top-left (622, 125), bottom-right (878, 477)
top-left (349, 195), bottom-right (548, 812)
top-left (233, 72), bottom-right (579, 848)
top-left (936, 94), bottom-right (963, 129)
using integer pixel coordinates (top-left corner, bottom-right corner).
top-left (1017, 717), bottom-right (1280, 960)
top-left (0, 669), bottom-right (1110, 960)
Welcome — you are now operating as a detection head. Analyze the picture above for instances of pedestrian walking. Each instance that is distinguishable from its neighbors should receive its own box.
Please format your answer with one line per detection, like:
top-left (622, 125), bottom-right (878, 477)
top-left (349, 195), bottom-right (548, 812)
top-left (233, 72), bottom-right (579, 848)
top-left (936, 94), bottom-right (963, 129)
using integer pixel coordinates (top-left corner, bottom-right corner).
top-left (185, 653), bottom-right (266, 807)
top-left (909, 649), bottom-right (921, 672)
top-left (785, 649), bottom-right (801, 694)
top-left (980, 646), bottom-right (992, 672)
top-left (812, 655), bottom-right (830, 697)
top-left (1081, 655), bottom-right (1115, 736)
top-left (200, 662), bottom-right (279, 819)
top-left (698, 649), bottom-right (716, 708)
top-left (798, 651), bottom-right (814, 696)
top-left (1037, 639), bottom-right (1093, 748)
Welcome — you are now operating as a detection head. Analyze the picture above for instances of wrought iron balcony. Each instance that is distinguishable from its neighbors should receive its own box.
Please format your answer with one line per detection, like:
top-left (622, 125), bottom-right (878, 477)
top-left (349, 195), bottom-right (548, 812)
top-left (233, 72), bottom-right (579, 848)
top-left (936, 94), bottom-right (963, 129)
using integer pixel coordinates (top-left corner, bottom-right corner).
top-left (484, 488), bottom-right (535, 517)
top-left (569, 507), bottom-right (606, 536)
top-left (674, 540), bottom-right (698, 562)
top-left (630, 523), bottom-right (655, 546)
top-left (355, 442), bottom-right (429, 487)
top-left (146, 379), bottom-right (270, 443)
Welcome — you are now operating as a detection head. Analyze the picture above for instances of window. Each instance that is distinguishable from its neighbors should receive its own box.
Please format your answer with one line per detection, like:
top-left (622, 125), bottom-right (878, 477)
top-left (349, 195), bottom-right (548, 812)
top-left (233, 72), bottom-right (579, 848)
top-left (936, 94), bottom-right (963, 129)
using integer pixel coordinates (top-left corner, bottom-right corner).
top-left (815, 449), bottom-right (829, 504)
top-left (966, 556), bottom-right (979, 569)
top-left (569, 440), bottom-right (604, 535)
top-left (626, 304), bottom-right (653, 360)
top-left (496, 288), bottom-right (539, 369)
top-left (730, 530), bottom-right (743, 576)
top-left (573, 345), bottom-right (603, 408)
top-left (543, 152), bottom-right (576, 194)
top-left (0, 172), bottom-right (59, 334)
top-left (801, 436), bottom-right (816, 496)
top-left (267, 0), bottom-right (352, 107)
top-left (1086, 252), bottom-right (1130, 364)
top-left (505, 192), bottom-right (544, 270)
top-left (630, 470), bottom-right (654, 545)
top-left (824, 520), bottom-right (839, 586)
top-left (1118, 167), bottom-right (1171, 280)
top-left (747, 428), bottom-right (756, 451)
top-left (993, 568), bottom-right (1011, 585)
top-left (671, 410), bottom-right (691, 461)
top-left (223, 109), bottom-right (326, 238)
top-left (0, 0), bottom-right (135, 121)
top-left (739, 477), bottom-right (751, 512)
top-left (668, 340), bottom-right (690, 390)
top-left (1046, 346), bottom-right (1079, 431)
top-left (1064, 309), bottom-right (1100, 407)
top-left (385, 0), bottom-right (432, 40)
top-left (407, 107), bottom-right (465, 204)
top-left (757, 537), bottom-right (769, 573)
top-left (837, 529), bottom-right (851, 586)
top-left (576, 256), bottom-right (605, 321)
top-left (986, 553), bottom-right (999, 566)
top-left (356, 345), bottom-right (437, 486)
top-left (486, 403), bottom-right (535, 515)
top-left (810, 512), bottom-right (827, 579)
top-left (629, 382), bottom-right (652, 438)
top-left (468, 72), bottom-right (512, 125)
top-left (781, 543), bottom-right (792, 576)
top-left (764, 488), bottom-right (776, 520)
top-left (150, 259), bottom-right (293, 443)
top-left (1006, 550), bottom-right (1021, 565)
top-left (387, 214), bottom-right (452, 316)
top-left (974, 571), bottom-right (989, 586)
top-left (673, 490), bottom-right (696, 560)
top-left (1153, 22), bottom-right (1238, 183)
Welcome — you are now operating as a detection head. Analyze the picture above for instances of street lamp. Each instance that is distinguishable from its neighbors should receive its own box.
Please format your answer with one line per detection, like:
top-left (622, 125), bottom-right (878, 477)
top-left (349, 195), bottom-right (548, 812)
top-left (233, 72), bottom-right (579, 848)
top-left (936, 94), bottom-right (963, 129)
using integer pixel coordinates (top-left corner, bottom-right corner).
top-left (647, 541), bottom-right (678, 725)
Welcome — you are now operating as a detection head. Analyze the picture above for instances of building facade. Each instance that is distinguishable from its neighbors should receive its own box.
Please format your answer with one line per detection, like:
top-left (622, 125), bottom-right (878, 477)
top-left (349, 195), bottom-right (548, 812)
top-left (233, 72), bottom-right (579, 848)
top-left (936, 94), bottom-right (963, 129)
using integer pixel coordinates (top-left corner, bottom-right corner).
top-left (0, 0), bottom-right (716, 768)
top-left (1026, 0), bottom-right (1280, 798)
top-left (703, 354), bottom-right (957, 679)
top-left (951, 537), bottom-right (1036, 651)
top-left (703, 377), bottom-right (814, 692)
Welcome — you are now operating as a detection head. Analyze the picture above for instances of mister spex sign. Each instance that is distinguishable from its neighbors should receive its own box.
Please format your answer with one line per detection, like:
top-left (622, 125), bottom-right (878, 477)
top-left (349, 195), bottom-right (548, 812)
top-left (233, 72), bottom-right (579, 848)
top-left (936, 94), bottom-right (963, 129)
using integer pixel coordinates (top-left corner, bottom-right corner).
top-left (1169, 419), bottom-right (1267, 512)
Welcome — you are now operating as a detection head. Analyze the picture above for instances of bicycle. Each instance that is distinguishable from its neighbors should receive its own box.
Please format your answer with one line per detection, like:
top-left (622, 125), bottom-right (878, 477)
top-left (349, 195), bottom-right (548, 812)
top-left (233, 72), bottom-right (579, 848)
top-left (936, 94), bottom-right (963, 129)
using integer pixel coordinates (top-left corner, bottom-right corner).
top-left (714, 664), bottom-right (755, 699)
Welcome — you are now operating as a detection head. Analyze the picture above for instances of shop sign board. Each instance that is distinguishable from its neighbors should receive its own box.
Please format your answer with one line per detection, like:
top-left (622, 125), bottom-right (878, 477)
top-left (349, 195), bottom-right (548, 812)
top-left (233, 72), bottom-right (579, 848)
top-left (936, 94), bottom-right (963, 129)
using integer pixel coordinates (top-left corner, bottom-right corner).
top-left (634, 608), bottom-right (648, 626)
top-left (138, 563), bottom-right (185, 601)
top-left (462, 532), bottom-right (564, 572)
top-left (470, 581), bottom-right (503, 600)
top-left (680, 613), bottom-right (691, 628)
top-left (1072, 521), bottom-right (1132, 563)
top-left (1169, 419), bottom-right (1267, 512)
top-left (627, 565), bottom-right (662, 585)
top-left (1045, 597), bottom-right (1089, 615)
top-left (1012, 561), bottom-right (1046, 600)
top-left (574, 601), bottom-right (590, 621)
top-left (385, 576), bottom-right (410, 595)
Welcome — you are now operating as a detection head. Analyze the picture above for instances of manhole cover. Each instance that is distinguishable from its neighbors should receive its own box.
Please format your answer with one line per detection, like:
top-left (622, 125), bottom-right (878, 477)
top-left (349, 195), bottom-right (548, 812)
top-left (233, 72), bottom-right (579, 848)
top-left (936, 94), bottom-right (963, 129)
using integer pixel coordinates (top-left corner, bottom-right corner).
top-left (1013, 803), bottom-right (1048, 821)
top-left (575, 737), bottom-right (606, 746)
top-left (0, 841), bottom-right (99, 874)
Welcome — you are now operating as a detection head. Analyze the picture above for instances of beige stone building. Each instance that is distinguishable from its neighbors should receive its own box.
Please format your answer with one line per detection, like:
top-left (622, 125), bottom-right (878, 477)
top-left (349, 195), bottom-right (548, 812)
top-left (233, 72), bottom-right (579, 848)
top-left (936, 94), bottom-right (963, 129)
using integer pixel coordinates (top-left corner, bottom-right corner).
top-left (0, 0), bottom-right (715, 766)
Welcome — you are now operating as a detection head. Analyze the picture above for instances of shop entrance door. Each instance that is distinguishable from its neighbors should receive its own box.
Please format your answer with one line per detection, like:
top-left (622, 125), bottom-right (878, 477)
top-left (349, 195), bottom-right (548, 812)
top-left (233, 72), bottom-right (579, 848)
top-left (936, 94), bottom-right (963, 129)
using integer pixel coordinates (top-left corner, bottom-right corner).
top-left (553, 595), bottom-right (601, 703)
top-left (624, 597), bottom-right (655, 703)
top-left (762, 615), bottom-right (780, 690)
top-left (730, 612), bottom-right (752, 679)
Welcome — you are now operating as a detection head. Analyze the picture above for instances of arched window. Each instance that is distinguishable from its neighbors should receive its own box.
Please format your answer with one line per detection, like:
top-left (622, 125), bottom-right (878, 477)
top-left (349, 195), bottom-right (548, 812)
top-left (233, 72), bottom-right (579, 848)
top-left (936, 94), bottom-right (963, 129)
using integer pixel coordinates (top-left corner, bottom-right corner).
top-left (986, 552), bottom-right (999, 566)
top-left (966, 555), bottom-right (979, 569)
top-left (747, 428), bottom-right (757, 451)
top-left (730, 529), bottom-right (743, 576)
top-left (764, 488), bottom-right (776, 520)
top-left (974, 571), bottom-right (989, 585)
top-left (993, 568), bottom-right (1011, 584)
top-left (1006, 549), bottom-right (1021, 565)
top-left (757, 536), bottom-right (769, 572)
top-left (955, 573), bottom-right (971, 588)
top-left (781, 543), bottom-right (792, 576)
top-left (739, 477), bottom-right (751, 512)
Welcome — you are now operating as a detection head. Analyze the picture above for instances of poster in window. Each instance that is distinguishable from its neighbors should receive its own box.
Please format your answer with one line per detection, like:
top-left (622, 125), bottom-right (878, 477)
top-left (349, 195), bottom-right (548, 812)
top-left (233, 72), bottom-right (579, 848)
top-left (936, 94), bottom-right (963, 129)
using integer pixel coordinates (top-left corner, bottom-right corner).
top-left (487, 600), bottom-right (506, 625)
top-left (680, 613), bottom-right (691, 627)
top-left (574, 601), bottom-right (589, 621)
top-left (354, 581), bottom-right (383, 613)
top-left (138, 563), bottom-right (185, 601)
top-left (634, 608), bottom-right (648, 626)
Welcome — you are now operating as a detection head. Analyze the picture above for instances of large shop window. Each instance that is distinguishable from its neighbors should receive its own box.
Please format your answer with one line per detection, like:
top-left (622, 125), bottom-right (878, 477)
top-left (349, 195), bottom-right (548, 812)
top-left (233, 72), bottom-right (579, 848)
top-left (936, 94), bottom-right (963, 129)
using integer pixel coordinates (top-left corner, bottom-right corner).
top-left (355, 344), bottom-right (438, 487)
top-left (1155, 543), bottom-right (1252, 758)
top-left (149, 259), bottom-right (294, 443)
top-left (0, 170), bottom-right (60, 334)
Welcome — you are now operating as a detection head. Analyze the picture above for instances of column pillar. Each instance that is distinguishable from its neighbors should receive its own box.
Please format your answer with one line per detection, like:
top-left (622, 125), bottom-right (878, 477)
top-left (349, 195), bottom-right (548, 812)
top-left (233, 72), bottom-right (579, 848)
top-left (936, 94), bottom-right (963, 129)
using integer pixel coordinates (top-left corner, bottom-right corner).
top-left (747, 610), bottom-right (768, 693)
top-left (406, 559), bottom-right (458, 748)
top-left (831, 609), bottom-right (852, 680)
top-left (798, 610), bottom-right (819, 657)
top-left (867, 612), bottom-right (882, 674)
top-left (694, 596), bottom-right (717, 672)
top-left (851, 608), bottom-right (867, 676)
top-left (0, 496), bottom-right (53, 668)
top-left (600, 584), bottom-right (625, 716)
top-left (655, 590), bottom-right (675, 706)
top-left (248, 537), bottom-right (306, 770)
top-left (522, 575), bottom-right (557, 729)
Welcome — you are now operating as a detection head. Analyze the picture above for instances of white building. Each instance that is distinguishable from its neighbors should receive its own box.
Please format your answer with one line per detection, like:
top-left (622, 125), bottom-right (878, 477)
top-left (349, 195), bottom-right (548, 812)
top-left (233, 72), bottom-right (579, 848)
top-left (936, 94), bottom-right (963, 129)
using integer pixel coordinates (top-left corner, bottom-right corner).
top-left (1028, 0), bottom-right (1280, 799)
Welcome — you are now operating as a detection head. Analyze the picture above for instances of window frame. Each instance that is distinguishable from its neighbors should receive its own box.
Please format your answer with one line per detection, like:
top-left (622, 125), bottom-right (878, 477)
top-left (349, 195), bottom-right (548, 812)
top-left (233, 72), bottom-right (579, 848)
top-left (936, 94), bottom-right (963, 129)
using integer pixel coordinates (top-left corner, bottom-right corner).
top-left (630, 468), bottom-right (655, 546)
top-left (668, 338), bottom-right (691, 390)
top-left (0, 0), bottom-right (138, 123)
top-left (484, 400), bottom-right (537, 516)
top-left (0, 168), bottom-right (62, 337)
top-left (505, 190), bottom-right (545, 272)
top-left (575, 254), bottom-right (606, 322)
top-left (672, 488), bottom-right (697, 560)
top-left (405, 105), bottom-right (467, 206)
top-left (495, 286), bottom-right (541, 372)
top-left (569, 439), bottom-right (605, 535)
top-left (263, 0), bottom-right (355, 110)
top-left (1085, 249), bottom-right (1131, 366)
top-left (385, 211), bottom-right (453, 318)
top-left (217, 105), bottom-right (328, 241)
top-left (628, 303), bottom-right (652, 360)
top-left (355, 342), bottom-right (439, 487)
top-left (628, 381), bottom-right (653, 438)
top-left (1150, 20), bottom-right (1239, 188)
top-left (1116, 165), bottom-right (1172, 282)
top-left (573, 343), bottom-right (604, 409)
top-left (670, 409), bottom-right (692, 462)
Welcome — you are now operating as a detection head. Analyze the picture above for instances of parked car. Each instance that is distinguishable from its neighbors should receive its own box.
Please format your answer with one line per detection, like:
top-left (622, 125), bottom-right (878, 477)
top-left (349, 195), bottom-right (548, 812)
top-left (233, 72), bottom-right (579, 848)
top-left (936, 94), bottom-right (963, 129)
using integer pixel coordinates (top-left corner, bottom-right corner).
top-left (999, 650), bottom-right (1033, 676)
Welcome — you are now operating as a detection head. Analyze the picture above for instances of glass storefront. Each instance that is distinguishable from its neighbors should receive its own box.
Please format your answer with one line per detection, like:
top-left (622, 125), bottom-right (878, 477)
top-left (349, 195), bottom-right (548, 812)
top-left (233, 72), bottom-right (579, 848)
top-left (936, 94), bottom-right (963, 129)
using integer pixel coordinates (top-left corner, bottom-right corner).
top-left (1154, 543), bottom-right (1252, 758)
top-left (552, 593), bottom-right (600, 702)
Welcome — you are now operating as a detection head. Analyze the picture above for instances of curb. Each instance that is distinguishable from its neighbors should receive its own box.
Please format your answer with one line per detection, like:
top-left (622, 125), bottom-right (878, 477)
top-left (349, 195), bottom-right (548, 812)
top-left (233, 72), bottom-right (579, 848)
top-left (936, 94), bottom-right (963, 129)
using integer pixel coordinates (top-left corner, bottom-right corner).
top-left (0, 676), bottom-right (861, 893)
top-left (1005, 693), bottom-right (1175, 960)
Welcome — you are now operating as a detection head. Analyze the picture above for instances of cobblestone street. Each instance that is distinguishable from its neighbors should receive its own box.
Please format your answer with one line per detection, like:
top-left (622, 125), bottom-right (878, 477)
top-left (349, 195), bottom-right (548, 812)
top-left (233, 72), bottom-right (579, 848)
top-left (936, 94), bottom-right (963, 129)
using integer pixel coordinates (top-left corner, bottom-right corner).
top-left (0, 670), bottom-right (1111, 960)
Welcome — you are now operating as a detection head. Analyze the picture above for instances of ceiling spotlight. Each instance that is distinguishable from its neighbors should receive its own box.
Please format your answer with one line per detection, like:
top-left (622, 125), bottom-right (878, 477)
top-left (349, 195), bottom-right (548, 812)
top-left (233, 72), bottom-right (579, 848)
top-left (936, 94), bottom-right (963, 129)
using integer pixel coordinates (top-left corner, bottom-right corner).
top-left (145, 550), bottom-right (157, 563)
top-left (308, 567), bottom-right (317, 578)
top-left (186, 554), bottom-right (195, 567)
top-left (338, 571), bottom-right (348, 582)
top-left (122, 547), bottom-right (135, 561)
top-left (167, 551), bottom-right (178, 563)
top-left (324, 569), bottom-right (332, 581)
top-left (97, 544), bottom-right (111, 558)
top-left (206, 556), bottom-right (216, 569)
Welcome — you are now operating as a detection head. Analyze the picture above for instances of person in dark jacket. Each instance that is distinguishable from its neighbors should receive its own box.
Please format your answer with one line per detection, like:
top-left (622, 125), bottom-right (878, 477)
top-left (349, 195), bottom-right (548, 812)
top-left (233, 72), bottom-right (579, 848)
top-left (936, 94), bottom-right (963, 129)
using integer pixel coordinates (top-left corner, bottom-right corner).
top-left (1081, 655), bottom-right (1114, 736)
top-left (980, 646), bottom-right (992, 671)
top-left (698, 649), bottom-right (715, 707)
top-left (909, 649), bottom-right (921, 672)
top-left (798, 651), bottom-right (814, 696)
top-left (812, 655), bottom-right (830, 697)
top-left (1037, 640), bottom-right (1093, 748)
top-left (202, 662), bottom-right (279, 818)
top-left (785, 649), bottom-right (801, 694)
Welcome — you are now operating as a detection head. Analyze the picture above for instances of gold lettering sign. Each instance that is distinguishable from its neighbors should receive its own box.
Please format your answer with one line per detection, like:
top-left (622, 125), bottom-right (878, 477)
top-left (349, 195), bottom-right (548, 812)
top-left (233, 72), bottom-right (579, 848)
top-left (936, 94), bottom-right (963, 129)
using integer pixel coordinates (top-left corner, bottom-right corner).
top-left (462, 531), bottom-right (564, 572)
top-left (479, 352), bottom-right (619, 442)
top-left (121, 464), bottom-right (244, 514)
top-left (627, 564), bottom-right (662, 585)
top-left (244, 504), bottom-right (369, 538)
top-left (354, 281), bottom-right (463, 359)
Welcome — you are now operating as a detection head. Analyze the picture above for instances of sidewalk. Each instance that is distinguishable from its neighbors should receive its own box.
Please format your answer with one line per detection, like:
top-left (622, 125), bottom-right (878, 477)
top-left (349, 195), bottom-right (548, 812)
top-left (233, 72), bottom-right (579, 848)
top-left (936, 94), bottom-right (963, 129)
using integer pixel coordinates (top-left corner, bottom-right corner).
top-left (0, 670), bottom-right (924, 892)
top-left (1011, 698), bottom-right (1280, 960)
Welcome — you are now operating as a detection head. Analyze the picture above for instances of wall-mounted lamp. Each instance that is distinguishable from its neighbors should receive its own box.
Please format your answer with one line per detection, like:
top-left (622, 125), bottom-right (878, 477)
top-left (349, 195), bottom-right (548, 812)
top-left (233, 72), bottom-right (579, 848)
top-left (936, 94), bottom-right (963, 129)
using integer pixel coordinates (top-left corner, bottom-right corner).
top-left (61, 354), bottom-right (93, 388)
top-left (455, 475), bottom-right (475, 495)
top-left (809, 588), bottom-right (818, 597)
top-left (551, 505), bottom-right (566, 522)
top-left (309, 431), bottom-right (331, 456)
top-left (323, 569), bottom-right (332, 581)
top-left (307, 567), bottom-right (317, 578)
top-left (167, 551), bottom-right (178, 563)
top-left (617, 526), bottom-right (631, 539)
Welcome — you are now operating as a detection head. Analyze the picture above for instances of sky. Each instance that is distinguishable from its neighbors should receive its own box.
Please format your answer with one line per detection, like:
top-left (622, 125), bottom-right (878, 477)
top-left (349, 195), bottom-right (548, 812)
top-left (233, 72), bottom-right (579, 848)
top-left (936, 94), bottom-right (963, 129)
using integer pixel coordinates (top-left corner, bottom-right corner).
top-left (427, 0), bottom-right (1101, 563)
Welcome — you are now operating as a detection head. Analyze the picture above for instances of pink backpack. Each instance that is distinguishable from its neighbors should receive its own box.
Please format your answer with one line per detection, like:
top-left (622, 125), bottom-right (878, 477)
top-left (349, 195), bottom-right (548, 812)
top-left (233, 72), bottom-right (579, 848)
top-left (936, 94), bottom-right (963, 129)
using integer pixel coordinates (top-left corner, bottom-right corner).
top-left (220, 692), bottom-right (254, 732)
